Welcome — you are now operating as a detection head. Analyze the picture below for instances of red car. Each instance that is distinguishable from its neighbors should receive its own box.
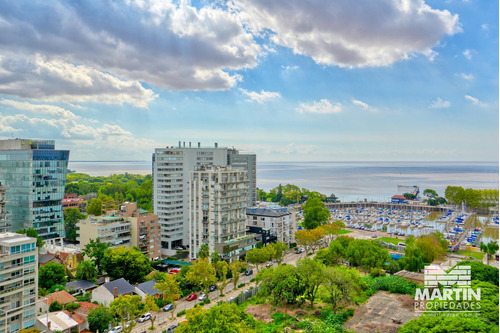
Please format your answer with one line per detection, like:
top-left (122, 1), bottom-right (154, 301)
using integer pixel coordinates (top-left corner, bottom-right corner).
top-left (187, 293), bottom-right (197, 301)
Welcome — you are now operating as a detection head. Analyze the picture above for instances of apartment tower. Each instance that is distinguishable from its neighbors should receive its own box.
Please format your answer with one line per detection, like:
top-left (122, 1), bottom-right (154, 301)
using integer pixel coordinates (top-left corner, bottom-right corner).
top-left (0, 139), bottom-right (69, 239)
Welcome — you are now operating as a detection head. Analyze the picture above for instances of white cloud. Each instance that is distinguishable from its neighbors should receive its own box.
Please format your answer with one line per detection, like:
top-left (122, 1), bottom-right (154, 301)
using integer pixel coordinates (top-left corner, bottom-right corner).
top-left (0, 0), bottom-right (261, 100)
top-left (352, 99), bottom-right (377, 112)
top-left (233, 0), bottom-right (460, 68)
top-left (429, 97), bottom-right (451, 109)
top-left (239, 88), bottom-right (281, 103)
top-left (296, 99), bottom-right (342, 114)
top-left (481, 24), bottom-right (488, 31)
top-left (238, 143), bottom-right (319, 155)
top-left (465, 95), bottom-right (487, 107)
top-left (459, 73), bottom-right (474, 80)
top-left (281, 65), bottom-right (299, 71)
top-left (1, 99), bottom-right (79, 119)
top-left (463, 49), bottom-right (473, 60)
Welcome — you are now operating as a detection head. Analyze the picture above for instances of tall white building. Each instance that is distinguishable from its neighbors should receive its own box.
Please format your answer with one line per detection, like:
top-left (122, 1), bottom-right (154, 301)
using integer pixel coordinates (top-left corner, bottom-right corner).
top-left (188, 166), bottom-right (258, 262)
top-left (0, 232), bottom-right (38, 333)
top-left (152, 142), bottom-right (256, 255)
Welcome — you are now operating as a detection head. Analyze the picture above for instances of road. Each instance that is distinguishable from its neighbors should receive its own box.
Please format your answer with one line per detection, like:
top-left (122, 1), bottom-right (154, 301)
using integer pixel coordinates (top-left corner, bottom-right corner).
top-left (130, 250), bottom-right (308, 333)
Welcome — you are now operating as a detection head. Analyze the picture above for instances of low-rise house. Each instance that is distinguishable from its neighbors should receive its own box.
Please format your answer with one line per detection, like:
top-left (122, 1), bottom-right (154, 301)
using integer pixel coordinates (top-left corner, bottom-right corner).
top-left (56, 251), bottom-right (84, 279)
top-left (38, 253), bottom-right (59, 266)
top-left (74, 302), bottom-right (100, 330)
top-left (135, 280), bottom-right (159, 300)
top-left (65, 280), bottom-right (97, 294)
top-left (36, 310), bottom-right (85, 333)
top-left (91, 278), bottom-right (135, 306)
top-left (391, 195), bottom-right (406, 204)
top-left (39, 290), bottom-right (77, 314)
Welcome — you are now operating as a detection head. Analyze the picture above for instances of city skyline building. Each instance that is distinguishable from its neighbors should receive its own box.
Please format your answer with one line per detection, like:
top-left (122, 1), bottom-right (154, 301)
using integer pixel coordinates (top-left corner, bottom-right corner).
top-left (188, 166), bottom-right (258, 262)
top-left (0, 139), bottom-right (69, 239)
top-left (152, 142), bottom-right (256, 255)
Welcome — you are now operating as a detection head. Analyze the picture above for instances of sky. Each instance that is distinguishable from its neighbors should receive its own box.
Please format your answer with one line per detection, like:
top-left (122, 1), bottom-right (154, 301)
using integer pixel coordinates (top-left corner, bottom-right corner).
top-left (0, 0), bottom-right (498, 162)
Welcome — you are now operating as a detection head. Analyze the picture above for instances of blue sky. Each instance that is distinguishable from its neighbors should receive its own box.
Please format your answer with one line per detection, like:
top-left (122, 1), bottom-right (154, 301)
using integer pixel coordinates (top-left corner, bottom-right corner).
top-left (0, 0), bottom-right (497, 162)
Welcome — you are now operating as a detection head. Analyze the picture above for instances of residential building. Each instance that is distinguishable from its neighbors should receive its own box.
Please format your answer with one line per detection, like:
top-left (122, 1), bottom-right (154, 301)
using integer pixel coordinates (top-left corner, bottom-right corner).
top-left (152, 142), bottom-right (256, 255)
top-left (0, 182), bottom-right (10, 233)
top-left (91, 278), bottom-right (135, 306)
top-left (227, 148), bottom-right (257, 206)
top-left (62, 194), bottom-right (86, 212)
top-left (64, 281), bottom-right (97, 295)
top-left (189, 166), bottom-right (259, 262)
top-left (246, 207), bottom-right (297, 246)
top-left (0, 232), bottom-right (38, 333)
top-left (36, 310), bottom-right (85, 333)
top-left (119, 202), bottom-right (161, 260)
top-left (39, 291), bottom-right (76, 314)
top-left (0, 139), bottom-right (69, 239)
top-left (134, 280), bottom-right (159, 300)
top-left (77, 215), bottom-right (132, 250)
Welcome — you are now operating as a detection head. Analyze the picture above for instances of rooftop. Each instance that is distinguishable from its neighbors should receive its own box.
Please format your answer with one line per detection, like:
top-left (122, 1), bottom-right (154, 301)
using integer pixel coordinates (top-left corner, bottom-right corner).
top-left (102, 278), bottom-right (135, 296)
top-left (42, 290), bottom-right (77, 306)
top-left (37, 311), bottom-right (79, 331)
top-left (246, 208), bottom-right (291, 217)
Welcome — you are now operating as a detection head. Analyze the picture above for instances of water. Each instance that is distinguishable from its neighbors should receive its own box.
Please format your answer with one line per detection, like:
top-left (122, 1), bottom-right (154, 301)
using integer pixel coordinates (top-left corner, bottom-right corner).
top-left (68, 161), bottom-right (498, 202)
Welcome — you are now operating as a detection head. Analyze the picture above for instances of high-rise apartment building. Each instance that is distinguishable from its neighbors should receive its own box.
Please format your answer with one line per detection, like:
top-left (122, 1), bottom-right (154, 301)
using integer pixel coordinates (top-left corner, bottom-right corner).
top-left (152, 142), bottom-right (256, 255)
top-left (77, 215), bottom-right (132, 250)
top-left (0, 139), bottom-right (69, 239)
top-left (0, 232), bottom-right (38, 333)
top-left (227, 148), bottom-right (256, 207)
top-left (0, 182), bottom-right (10, 233)
top-left (188, 166), bottom-right (258, 262)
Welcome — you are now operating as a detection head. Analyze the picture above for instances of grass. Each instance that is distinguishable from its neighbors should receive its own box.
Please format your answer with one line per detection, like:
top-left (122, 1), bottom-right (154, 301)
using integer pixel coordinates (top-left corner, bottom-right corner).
top-left (378, 237), bottom-right (401, 245)
top-left (457, 249), bottom-right (484, 261)
top-left (337, 229), bottom-right (353, 235)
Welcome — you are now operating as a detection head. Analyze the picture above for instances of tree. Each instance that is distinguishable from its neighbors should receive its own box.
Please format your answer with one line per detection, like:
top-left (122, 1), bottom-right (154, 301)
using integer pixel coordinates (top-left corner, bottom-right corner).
top-left (216, 261), bottom-right (229, 296)
top-left (86, 198), bottom-right (103, 216)
top-left (186, 258), bottom-right (217, 298)
top-left (39, 262), bottom-right (67, 289)
top-left (296, 258), bottom-right (325, 309)
top-left (88, 307), bottom-right (113, 333)
top-left (229, 261), bottom-right (246, 290)
top-left (399, 243), bottom-right (426, 272)
top-left (102, 247), bottom-right (152, 284)
top-left (210, 252), bottom-right (220, 264)
top-left (63, 208), bottom-right (85, 241)
top-left (75, 260), bottom-right (97, 282)
top-left (345, 239), bottom-right (390, 269)
top-left (176, 303), bottom-right (256, 333)
top-left (64, 302), bottom-right (81, 313)
top-left (480, 241), bottom-right (499, 265)
top-left (198, 244), bottom-right (209, 259)
top-left (18, 329), bottom-right (41, 333)
top-left (270, 242), bottom-right (288, 265)
top-left (455, 261), bottom-right (499, 285)
top-left (143, 295), bottom-right (159, 330)
top-left (295, 230), bottom-right (316, 253)
top-left (415, 233), bottom-right (447, 263)
top-left (245, 247), bottom-right (270, 272)
top-left (322, 266), bottom-right (361, 313)
top-left (81, 238), bottom-right (109, 275)
top-left (403, 193), bottom-right (416, 200)
top-left (16, 228), bottom-right (44, 248)
top-left (423, 189), bottom-right (438, 198)
top-left (256, 264), bottom-right (304, 308)
top-left (49, 301), bottom-right (63, 312)
top-left (155, 274), bottom-right (181, 320)
top-left (318, 221), bottom-right (344, 246)
top-left (302, 196), bottom-right (330, 230)
top-left (109, 295), bottom-right (143, 333)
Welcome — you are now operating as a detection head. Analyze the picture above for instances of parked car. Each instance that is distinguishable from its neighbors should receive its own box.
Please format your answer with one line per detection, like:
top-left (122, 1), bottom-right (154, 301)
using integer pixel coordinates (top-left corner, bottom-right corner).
top-left (187, 293), bottom-right (198, 301)
top-left (137, 313), bottom-right (151, 323)
top-left (243, 269), bottom-right (253, 276)
top-left (199, 293), bottom-right (207, 301)
top-left (109, 326), bottom-right (123, 333)
top-left (265, 262), bottom-right (273, 268)
top-left (163, 304), bottom-right (173, 312)
top-left (371, 234), bottom-right (378, 238)
top-left (209, 285), bottom-right (217, 292)
top-left (167, 324), bottom-right (178, 332)
top-left (398, 242), bottom-right (406, 247)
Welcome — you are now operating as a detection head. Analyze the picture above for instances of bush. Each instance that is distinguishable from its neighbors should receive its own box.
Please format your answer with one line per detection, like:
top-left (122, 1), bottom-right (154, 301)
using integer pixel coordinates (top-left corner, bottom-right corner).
top-left (290, 243), bottom-right (297, 249)
top-left (237, 283), bottom-right (245, 288)
top-left (250, 278), bottom-right (255, 282)
top-left (177, 310), bottom-right (186, 317)
top-left (64, 302), bottom-right (81, 313)
top-left (370, 268), bottom-right (386, 278)
top-left (364, 275), bottom-right (418, 295)
top-left (49, 301), bottom-right (63, 312)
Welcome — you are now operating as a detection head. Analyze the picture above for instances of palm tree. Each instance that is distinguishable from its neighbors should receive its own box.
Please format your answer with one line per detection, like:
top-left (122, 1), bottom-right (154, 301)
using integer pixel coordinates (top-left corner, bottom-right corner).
top-left (480, 241), bottom-right (499, 265)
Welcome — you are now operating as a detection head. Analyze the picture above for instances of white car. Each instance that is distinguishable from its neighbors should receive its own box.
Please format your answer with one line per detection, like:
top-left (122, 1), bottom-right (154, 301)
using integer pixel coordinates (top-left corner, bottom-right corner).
top-left (137, 313), bottom-right (151, 323)
top-left (109, 326), bottom-right (122, 333)
top-left (198, 293), bottom-right (207, 301)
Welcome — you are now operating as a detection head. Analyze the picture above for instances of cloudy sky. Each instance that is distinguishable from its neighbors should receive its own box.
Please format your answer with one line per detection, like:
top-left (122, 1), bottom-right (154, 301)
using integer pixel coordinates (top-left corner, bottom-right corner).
top-left (0, 0), bottom-right (497, 162)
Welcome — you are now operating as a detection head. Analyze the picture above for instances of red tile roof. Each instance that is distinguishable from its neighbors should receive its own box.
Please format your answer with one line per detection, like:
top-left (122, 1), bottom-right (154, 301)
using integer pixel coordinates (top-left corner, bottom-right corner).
top-left (391, 195), bottom-right (406, 200)
top-left (43, 290), bottom-right (77, 305)
top-left (76, 302), bottom-right (100, 317)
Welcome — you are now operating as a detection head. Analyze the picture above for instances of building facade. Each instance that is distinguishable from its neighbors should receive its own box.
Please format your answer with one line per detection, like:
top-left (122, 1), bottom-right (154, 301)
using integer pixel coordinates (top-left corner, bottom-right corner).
top-left (152, 142), bottom-right (256, 255)
top-left (119, 202), bottom-right (161, 260)
top-left (0, 139), bottom-right (69, 239)
top-left (227, 148), bottom-right (257, 207)
top-left (246, 207), bottom-right (297, 245)
top-left (77, 215), bottom-right (132, 250)
top-left (189, 166), bottom-right (258, 262)
top-left (0, 232), bottom-right (38, 333)
top-left (0, 182), bottom-right (10, 233)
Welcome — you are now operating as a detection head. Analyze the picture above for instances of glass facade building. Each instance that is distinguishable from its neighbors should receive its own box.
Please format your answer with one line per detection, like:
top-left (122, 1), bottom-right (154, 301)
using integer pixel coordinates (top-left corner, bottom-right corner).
top-left (0, 139), bottom-right (69, 239)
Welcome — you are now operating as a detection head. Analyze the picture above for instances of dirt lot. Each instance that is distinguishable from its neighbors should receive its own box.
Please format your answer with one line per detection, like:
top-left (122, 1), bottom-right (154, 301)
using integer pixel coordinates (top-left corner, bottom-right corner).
top-left (246, 304), bottom-right (314, 323)
top-left (344, 291), bottom-right (420, 333)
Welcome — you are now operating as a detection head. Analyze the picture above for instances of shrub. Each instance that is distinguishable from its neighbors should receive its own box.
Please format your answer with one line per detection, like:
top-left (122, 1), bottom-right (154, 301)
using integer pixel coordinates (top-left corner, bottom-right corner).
top-left (237, 283), bottom-right (245, 288)
top-left (177, 310), bottom-right (186, 317)
top-left (364, 275), bottom-right (418, 295)
top-left (250, 278), bottom-right (255, 282)
top-left (370, 268), bottom-right (386, 278)
top-left (49, 301), bottom-right (63, 312)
